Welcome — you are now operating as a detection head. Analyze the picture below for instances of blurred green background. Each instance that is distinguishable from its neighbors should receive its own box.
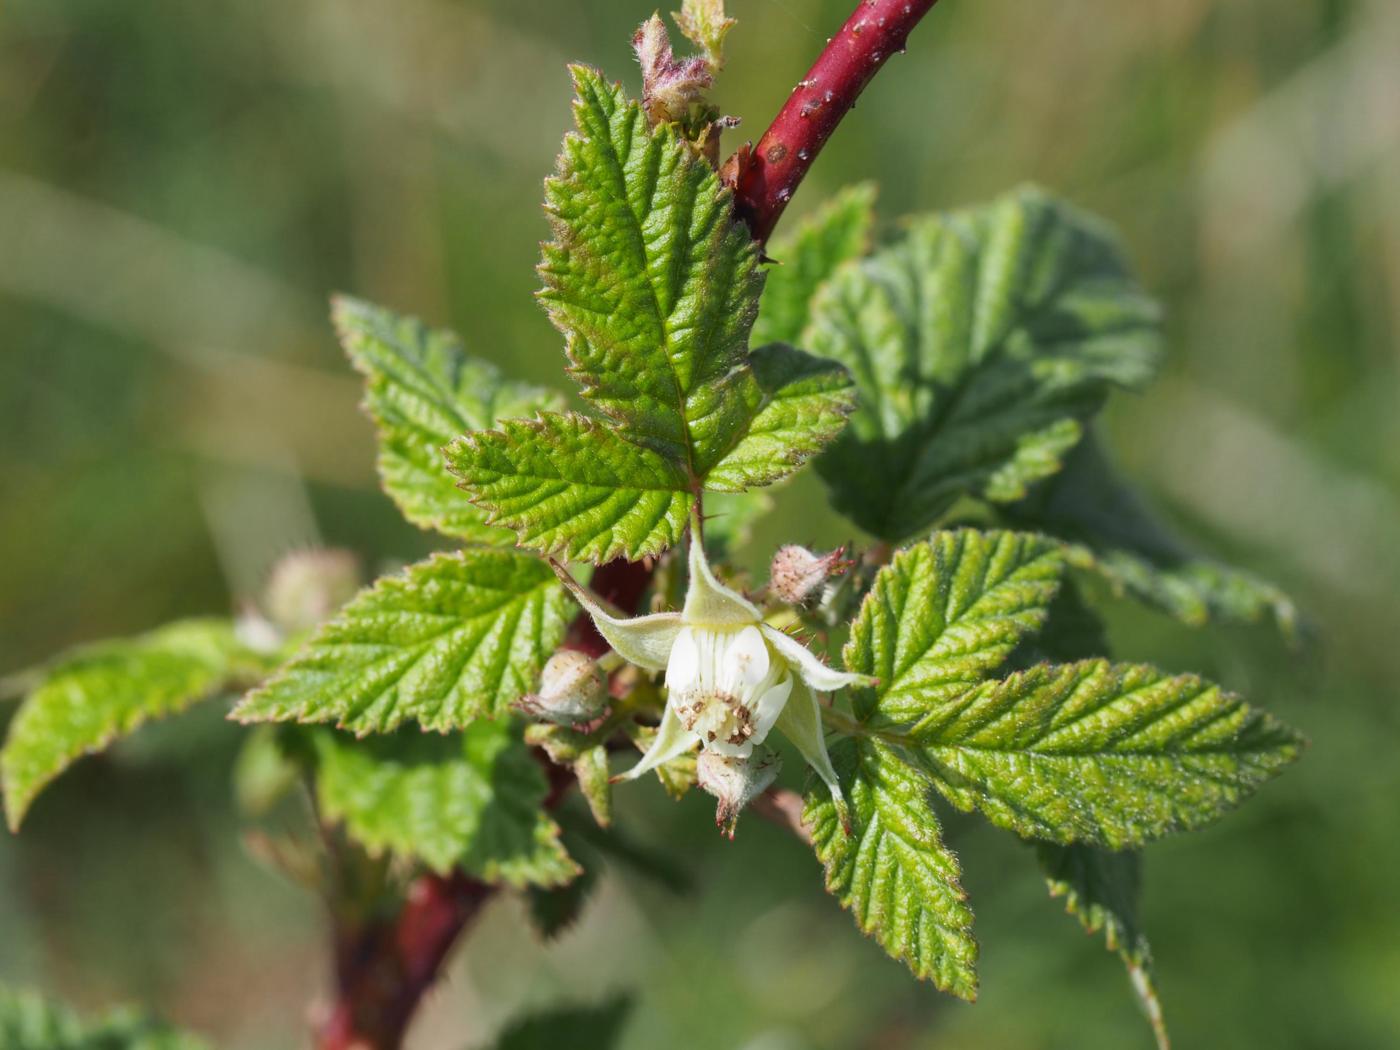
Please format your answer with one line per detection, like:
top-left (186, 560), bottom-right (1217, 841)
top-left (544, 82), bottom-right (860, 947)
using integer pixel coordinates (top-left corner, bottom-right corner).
top-left (2, 0), bottom-right (1398, 1047)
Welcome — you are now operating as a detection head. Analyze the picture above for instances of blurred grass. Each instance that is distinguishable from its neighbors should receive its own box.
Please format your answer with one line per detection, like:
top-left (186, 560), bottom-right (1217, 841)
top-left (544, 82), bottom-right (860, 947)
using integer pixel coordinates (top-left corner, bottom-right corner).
top-left (2, 0), bottom-right (1398, 1047)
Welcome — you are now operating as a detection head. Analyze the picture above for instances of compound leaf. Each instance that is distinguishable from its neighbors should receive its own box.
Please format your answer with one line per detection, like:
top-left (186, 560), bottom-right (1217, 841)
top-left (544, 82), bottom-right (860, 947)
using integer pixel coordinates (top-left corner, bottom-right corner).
top-left (333, 295), bottom-right (564, 543)
top-left (2, 620), bottom-right (269, 831)
top-left (805, 736), bottom-right (978, 999)
top-left (234, 550), bottom-right (573, 734)
top-left (310, 721), bottom-right (577, 887)
top-left (843, 530), bottom-right (1064, 721)
top-left (906, 660), bottom-right (1304, 847)
top-left (753, 183), bottom-right (876, 347)
top-left (540, 66), bottom-right (764, 478)
top-left (812, 186), bottom-right (1162, 541)
top-left (445, 413), bottom-right (693, 563)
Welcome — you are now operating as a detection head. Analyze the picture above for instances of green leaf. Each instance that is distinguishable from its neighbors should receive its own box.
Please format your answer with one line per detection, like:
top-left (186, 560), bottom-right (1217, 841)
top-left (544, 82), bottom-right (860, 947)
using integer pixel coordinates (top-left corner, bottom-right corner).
top-left (488, 995), bottom-right (633, 1050)
top-left (704, 343), bottom-right (856, 491)
top-left (234, 550), bottom-right (573, 734)
top-left (445, 413), bottom-right (693, 563)
top-left (905, 660), bottom-right (1304, 848)
top-left (1014, 436), bottom-right (1300, 639)
top-left (2, 619), bottom-right (268, 831)
top-left (753, 183), bottom-right (876, 347)
top-left (811, 186), bottom-right (1163, 540)
top-left (309, 721), bottom-right (577, 887)
top-left (1037, 843), bottom-right (1169, 1050)
top-left (540, 66), bottom-right (764, 478)
top-left (843, 530), bottom-right (1064, 721)
top-left (805, 736), bottom-right (978, 998)
top-left (333, 295), bottom-right (565, 543)
top-left (0, 985), bottom-right (208, 1050)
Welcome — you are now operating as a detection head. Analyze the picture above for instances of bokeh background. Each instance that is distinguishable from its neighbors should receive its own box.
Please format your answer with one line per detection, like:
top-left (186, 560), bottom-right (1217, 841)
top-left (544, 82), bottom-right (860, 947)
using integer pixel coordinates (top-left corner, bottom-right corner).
top-left (2, 0), bottom-right (1398, 1047)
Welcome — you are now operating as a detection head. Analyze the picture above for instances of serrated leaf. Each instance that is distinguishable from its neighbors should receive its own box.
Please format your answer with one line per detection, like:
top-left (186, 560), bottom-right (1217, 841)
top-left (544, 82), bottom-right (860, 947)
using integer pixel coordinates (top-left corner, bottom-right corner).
top-left (0, 985), bottom-right (207, 1050)
top-left (333, 296), bottom-right (565, 542)
top-left (805, 736), bottom-right (978, 998)
top-left (309, 721), bottom-right (577, 887)
top-left (811, 186), bottom-right (1163, 540)
top-left (444, 413), bottom-right (693, 563)
top-left (843, 530), bottom-right (1064, 722)
top-left (753, 183), bottom-right (876, 348)
top-left (1014, 436), bottom-right (1300, 639)
top-left (540, 66), bottom-right (764, 477)
top-left (2, 620), bottom-right (268, 830)
top-left (1037, 843), bottom-right (1169, 1050)
top-left (906, 660), bottom-right (1304, 848)
top-left (705, 343), bottom-right (856, 491)
top-left (234, 550), bottom-right (573, 734)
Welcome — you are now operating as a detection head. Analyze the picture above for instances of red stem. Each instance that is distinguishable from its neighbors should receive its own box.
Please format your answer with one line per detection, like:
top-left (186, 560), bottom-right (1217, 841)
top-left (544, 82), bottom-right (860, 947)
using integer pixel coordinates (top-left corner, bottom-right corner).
top-left (730, 0), bottom-right (942, 244)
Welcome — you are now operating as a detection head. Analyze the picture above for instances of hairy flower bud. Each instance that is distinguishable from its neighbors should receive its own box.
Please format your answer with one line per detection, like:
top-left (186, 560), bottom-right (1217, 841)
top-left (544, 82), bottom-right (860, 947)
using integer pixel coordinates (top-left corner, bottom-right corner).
top-left (697, 747), bottom-right (780, 838)
top-left (768, 544), bottom-right (851, 606)
top-left (263, 548), bottom-right (361, 634)
top-left (633, 14), bottom-right (712, 126)
top-left (515, 649), bottom-right (608, 725)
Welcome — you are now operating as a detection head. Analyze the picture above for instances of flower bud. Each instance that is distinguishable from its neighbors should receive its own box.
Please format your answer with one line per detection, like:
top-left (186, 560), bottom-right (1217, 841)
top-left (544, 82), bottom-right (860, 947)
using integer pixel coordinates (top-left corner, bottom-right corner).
top-left (768, 544), bottom-right (851, 606)
top-left (515, 650), bottom-right (608, 725)
top-left (697, 747), bottom-right (780, 838)
top-left (263, 548), bottom-right (362, 633)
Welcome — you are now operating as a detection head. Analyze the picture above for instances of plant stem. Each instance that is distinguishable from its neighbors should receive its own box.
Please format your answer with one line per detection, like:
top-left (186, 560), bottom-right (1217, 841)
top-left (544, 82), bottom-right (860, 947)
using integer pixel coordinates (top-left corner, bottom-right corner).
top-left (729, 0), bottom-right (943, 244)
top-left (316, 872), bottom-right (494, 1050)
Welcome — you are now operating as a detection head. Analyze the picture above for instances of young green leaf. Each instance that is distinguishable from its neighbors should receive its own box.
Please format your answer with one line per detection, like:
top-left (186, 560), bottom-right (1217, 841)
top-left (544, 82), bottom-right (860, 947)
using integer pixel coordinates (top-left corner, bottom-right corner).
top-left (541, 65), bottom-right (764, 477)
top-left (333, 295), bottom-right (564, 543)
top-left (752, 183), bottom-right (877, 347)
top-left (2, 620), bottom-right (269, 831)
top-left (906, 660), bottom-right (1304, 847)
top-left (445, 413), bottom-right (693, 563)
top-left (310, 722), bottom-right (577, 887)
top-left (234, 550), bottom-right (573, 734)
top-left (843, 530), bottom-right (1064, 721)
top-left (704, 344), bottom-right (857, 491)
top-left (1013, 437), bottom-right (1300, 639)
top-left (811, 186), bottom-right (1163, 541)
top-left (1037, 844), bottom-right (1169, 1050)
top-left (805, 736), bottom-right (978, 999)
top-left (0, 984), bottom-right (208, 1050)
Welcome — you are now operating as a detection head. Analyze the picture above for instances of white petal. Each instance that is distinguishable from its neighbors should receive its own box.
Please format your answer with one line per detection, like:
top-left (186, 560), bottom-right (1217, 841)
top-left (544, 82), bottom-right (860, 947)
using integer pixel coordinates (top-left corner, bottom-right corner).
top-left (750, 673), bottom-right (793, 746)
top-left (664, 626), bottom-right (700, 693)
top-left (723, 625), bottom-right (771, 693)
top-left (619, 705), bottom-right (698, 781)
top-left (553, 566), bottom-right (681, 672)
top-left (682, 531), bottom-right (762, 627)
top-left (775, 685), bottom-right (844, 804)
top-left (761, 624), bottom-right (874, 694)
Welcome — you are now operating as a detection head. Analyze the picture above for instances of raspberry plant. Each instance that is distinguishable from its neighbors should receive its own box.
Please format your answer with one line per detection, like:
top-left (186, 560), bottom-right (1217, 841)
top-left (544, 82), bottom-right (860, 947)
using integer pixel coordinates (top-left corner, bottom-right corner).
top-left (1, 2), bottom-right (1305, 1047)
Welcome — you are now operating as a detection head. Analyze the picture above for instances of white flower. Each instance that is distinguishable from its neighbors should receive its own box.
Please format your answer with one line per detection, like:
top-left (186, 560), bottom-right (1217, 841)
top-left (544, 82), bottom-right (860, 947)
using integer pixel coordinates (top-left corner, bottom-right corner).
top-left (553, 523), bottom-right (871, 806)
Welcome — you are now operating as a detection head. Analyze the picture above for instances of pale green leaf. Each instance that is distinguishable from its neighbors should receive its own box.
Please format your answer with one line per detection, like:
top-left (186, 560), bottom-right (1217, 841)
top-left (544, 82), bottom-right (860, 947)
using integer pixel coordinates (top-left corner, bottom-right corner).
top-left (445, 413), bottom-right (693, 563)
top-left (234, 550), bottom-right (573, 734)
top-left (310, 721), bottom-right (577, 887)
top-left (0, 985), bottom-right (207, 1050)
top-left (811, 186), bottom-right (1163, 540)
top-left (843, 530), bottom-right (1064, 721)
top-left (540, 66), bottom-right (763, 478)
top-left (333, 295), bottom-right (564, 542)
top-left (805, 736), bottom-right (978, 998)
top-left (2, 620), bottom-right (268, 830)
top-left (906, 660), bottom-right (1304, 847)
top-left (1037, 843), bottom-right (1169, 1050)
top-left (705, 344), bottom-right (856, 491)
top-left (1013, 437), bottom-right (1300, 639)
top-left (753, 183), bottom-right (876, 347)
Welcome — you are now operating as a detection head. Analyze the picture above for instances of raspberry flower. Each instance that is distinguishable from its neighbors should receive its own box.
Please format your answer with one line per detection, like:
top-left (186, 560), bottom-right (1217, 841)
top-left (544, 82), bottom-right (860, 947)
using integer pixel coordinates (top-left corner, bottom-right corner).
top-left (553, 521), bottom-right (871, 809)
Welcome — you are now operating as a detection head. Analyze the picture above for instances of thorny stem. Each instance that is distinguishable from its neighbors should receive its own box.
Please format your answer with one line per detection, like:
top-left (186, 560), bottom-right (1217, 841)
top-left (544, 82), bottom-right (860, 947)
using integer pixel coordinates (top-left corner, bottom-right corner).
top-left (729, 0), bottom-right (943, 244)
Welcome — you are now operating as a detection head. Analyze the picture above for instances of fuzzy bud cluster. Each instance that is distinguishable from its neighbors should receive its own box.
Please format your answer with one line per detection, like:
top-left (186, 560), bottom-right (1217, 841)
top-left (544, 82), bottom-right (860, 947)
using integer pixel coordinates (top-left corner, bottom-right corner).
top-left (768, 544), bottom-right (851, 606)
top-left (515, 649), bottom-right (608, 726)
top-left (263, 548), bottom-right (362, 634)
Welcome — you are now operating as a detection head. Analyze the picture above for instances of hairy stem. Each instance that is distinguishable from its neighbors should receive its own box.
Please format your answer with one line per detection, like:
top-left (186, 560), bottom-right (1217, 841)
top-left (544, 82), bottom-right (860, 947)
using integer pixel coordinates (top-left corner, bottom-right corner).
top-left (729, 0), bottom-right (942, 243)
